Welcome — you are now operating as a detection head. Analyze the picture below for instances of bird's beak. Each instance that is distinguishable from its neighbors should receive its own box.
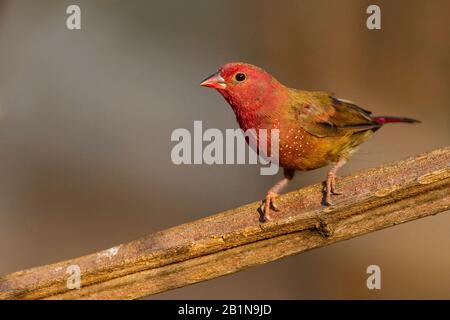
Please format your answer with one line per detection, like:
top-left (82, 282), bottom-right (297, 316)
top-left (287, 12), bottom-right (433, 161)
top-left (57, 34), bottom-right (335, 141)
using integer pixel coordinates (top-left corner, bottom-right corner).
top-left (200, 72), bottom-right (226, 89)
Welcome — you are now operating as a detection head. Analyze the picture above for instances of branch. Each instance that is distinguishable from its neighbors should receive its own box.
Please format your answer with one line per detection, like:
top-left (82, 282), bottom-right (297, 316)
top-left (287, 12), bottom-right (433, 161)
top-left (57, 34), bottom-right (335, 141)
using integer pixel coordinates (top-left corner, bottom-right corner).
top-left (1, 147), bottom-right (449, 300)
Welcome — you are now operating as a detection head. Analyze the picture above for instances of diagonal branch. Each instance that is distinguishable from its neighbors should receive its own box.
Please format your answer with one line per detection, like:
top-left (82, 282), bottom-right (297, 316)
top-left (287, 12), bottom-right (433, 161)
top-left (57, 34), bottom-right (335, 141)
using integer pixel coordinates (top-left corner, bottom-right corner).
top-left (0, 147), bottom-right (449, 300)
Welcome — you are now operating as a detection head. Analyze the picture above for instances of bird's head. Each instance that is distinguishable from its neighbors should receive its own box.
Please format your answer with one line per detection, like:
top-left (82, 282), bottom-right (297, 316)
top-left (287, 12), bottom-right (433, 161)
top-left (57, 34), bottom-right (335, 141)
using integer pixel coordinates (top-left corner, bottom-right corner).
top-left (200, 62), bottom-right (285, 113)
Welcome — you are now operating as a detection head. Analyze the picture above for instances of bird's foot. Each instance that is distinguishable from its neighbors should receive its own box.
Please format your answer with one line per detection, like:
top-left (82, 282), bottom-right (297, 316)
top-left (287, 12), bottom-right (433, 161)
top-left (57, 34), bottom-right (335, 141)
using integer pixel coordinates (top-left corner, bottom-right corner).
top-left (330, 177), bottom-right (342, 195)
top-left (325, 159), bottom-right (347, 206)
top-left (325, 175), bottom-right (342, 206)
top-left (325, 193), bottom-right (334, 206)
top-left (259, 192), bottom-right (280, 222)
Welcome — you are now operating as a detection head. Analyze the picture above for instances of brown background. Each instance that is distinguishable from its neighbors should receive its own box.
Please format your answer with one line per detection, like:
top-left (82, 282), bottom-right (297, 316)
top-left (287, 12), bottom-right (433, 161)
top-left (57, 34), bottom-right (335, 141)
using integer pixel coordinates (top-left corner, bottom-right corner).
top-left (0, 0), bottom-right (449, 299)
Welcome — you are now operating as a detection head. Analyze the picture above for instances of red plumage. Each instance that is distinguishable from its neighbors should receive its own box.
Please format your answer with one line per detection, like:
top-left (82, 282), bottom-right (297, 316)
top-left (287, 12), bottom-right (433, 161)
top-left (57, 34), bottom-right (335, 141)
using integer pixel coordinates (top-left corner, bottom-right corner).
top-left (201, 62), bottom-right (420, 221)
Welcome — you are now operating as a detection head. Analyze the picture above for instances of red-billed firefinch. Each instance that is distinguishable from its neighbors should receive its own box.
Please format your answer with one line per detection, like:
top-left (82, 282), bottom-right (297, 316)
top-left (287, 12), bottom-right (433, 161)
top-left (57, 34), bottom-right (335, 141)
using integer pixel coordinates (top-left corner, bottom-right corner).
top-left (201, 62), bottom-right (420, 221)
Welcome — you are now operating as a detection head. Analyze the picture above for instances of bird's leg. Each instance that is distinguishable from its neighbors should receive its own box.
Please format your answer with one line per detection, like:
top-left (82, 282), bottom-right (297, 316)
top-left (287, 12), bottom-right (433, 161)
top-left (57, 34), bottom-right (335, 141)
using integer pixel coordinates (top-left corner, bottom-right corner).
top-left (325, 158), bottom-right (347, 206)
top-left (260, 169), bottom-right (295, 221)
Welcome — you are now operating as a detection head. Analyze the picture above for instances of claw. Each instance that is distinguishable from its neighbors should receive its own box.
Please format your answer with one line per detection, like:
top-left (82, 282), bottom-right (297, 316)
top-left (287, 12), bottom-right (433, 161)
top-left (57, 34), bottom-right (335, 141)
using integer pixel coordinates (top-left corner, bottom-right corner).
top-left (260, 192), bottom-right (279, 221)
top-left (324, 196), bottom-right (334, 206)
top-left (330, 176), bottom-right (342, 195)
top-left (270, 197), bottom-right (280, 211)
top-left (331, 182), bottom-right (342, 195)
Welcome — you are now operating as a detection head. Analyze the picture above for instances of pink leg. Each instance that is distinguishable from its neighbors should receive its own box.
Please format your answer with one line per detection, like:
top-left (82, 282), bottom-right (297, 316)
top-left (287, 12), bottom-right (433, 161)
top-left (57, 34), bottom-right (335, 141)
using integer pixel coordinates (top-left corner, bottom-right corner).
top-left (325, 158), bottom-right (347, 206)
top-left (260, 169), bottom-right (295, 221)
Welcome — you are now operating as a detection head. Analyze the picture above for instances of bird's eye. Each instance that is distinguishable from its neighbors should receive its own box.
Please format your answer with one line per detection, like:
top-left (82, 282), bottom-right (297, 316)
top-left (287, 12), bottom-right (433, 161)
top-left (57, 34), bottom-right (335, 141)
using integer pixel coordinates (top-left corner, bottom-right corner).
top-left (235, 73), bottom-right (246, 82)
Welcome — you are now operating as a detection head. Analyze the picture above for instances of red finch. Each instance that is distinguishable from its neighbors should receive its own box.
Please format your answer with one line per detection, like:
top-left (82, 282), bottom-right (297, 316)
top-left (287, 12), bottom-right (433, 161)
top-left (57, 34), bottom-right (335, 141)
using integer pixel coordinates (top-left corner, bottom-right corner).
top-left (201, 62), bottom-right (420, 221)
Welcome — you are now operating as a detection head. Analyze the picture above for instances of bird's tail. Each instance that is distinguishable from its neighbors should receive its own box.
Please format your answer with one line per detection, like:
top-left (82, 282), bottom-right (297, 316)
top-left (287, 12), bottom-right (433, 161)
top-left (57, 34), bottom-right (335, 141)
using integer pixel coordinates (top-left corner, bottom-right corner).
top-left (372, 116), bottom-right (421, 125)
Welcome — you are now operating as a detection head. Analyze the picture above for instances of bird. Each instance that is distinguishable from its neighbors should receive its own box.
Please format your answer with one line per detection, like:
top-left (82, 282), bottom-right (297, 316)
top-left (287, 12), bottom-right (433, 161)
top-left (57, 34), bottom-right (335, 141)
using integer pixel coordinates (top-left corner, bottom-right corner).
top-left (200, 62), bottom-right (420, 221)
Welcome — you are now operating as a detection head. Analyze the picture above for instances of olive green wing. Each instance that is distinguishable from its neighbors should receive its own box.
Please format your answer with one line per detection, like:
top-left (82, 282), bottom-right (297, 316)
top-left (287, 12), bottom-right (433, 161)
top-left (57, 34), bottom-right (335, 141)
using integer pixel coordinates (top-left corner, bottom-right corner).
top-left (292, 91), bottom-right (381, 138)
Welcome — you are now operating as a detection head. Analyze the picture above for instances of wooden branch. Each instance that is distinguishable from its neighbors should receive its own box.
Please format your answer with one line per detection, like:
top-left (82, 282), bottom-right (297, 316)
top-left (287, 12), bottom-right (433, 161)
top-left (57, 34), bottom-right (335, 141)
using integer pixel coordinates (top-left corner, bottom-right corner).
top-left (1, 147), bottom-right (449, 300)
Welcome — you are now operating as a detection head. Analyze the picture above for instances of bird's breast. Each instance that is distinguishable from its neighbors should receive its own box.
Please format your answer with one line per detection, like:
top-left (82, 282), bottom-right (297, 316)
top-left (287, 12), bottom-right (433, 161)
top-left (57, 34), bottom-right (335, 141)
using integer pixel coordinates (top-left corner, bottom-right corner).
top-left (276, 126), bottom-right (329, 171)
top-left (239, 119), bottom-right (329, 171)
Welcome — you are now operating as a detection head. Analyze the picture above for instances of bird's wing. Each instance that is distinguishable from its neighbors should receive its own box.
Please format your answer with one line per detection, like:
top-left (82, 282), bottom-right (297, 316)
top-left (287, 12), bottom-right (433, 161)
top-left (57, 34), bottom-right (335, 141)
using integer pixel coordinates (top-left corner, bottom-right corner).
top-left (291, 91), bottom-right (380, 138)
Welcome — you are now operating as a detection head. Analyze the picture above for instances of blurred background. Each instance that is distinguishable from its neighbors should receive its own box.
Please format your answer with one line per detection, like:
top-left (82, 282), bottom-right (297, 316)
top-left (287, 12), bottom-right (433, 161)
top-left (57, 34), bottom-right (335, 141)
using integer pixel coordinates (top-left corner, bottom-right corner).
top-left (0, 0), bottom-right (449, 299)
